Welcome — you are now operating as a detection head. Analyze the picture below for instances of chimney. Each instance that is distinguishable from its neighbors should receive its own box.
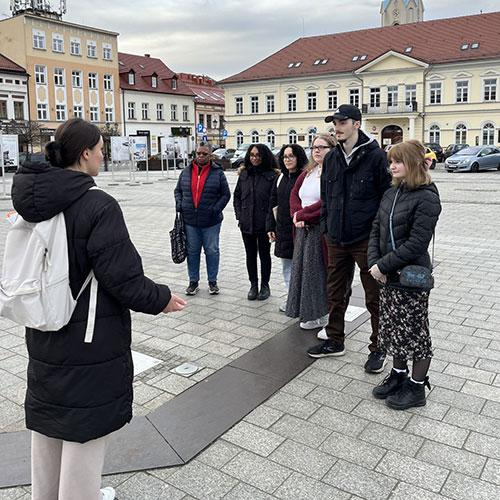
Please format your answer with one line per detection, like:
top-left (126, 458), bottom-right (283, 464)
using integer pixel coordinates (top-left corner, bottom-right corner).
top-left (144, 54), bottom-right (150, 57)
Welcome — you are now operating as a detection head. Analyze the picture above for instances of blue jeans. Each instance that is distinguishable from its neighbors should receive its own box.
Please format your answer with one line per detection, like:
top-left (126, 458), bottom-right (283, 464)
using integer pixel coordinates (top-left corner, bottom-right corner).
top-left (281, 258), bottom-right (292, 290)
top-left (185, 223), bottom-right (221, 283)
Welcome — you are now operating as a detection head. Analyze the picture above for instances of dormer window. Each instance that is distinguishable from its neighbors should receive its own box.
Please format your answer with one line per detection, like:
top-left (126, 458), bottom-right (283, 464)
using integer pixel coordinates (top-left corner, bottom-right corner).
top-left (172, 78), bottom-right (177, 90)
top-left (461, 43), bottom-right (469, 50)
top-left (405, 46), bottom-right (413, 53)
top-left (360, 55), bottom-right (367, 61)
top-left (128, 71), bottom-right (135, 85)
top-left (471, 42), bottom-right (479, 49)
top-left (152, 75), bottom-right (157, 88)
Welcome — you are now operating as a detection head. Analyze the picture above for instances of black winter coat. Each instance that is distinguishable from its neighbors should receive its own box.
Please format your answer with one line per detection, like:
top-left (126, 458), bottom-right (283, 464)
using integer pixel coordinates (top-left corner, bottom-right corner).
top-left (234, 166), bottom-right (277, 234)
top-left (265, 168), bottom-right (302, 259)
top-left (368, 182), bottom-right (441, 286)
top-left (321, 131), bottom-right (391, 245)
top-left (174, 161), bottom-right (230, 228)
top-left (12, 162), bottom-right (171, 443)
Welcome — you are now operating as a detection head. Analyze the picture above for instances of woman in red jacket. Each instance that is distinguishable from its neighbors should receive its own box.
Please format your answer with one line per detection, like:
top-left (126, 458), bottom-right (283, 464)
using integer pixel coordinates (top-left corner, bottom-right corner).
top-left (286, 134), bottom-right (335, 329)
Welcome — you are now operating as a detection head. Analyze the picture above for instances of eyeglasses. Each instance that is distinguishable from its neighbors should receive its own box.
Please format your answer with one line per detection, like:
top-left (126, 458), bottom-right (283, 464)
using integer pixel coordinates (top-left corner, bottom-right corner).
top-left (250, 154), bottom-right (261, 159)
top-left (283, 155), bottom-right (296, 160)
top-left (196, 152), bottom-right (210, 156)
top-left (312, 145), bottom-right (331, 151)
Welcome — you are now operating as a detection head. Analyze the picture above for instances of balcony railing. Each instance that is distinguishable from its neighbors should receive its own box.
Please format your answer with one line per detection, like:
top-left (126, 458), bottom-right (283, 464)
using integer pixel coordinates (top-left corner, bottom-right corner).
top-left (362, 101), bottom-right (418, 114)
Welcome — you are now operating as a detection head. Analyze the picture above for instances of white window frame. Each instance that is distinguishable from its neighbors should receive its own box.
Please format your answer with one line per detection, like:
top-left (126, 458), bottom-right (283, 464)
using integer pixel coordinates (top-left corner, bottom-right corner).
top-left (349, 88), bottom-right (360, 107)
top-left (171, 104), bottom-right (178, 121)
top-left (73, 105), bottom-right (83, 118)
top-left (387, 86), bottom-right (398, 108)
top-left (55, 104), bottom-right (67, 122)
top-left (307, 129), bottom-right (316, 147)
top-left (157, 103), bottom-right (164, 121)
top-left (235, 97), bottom-right (243, 115)
top-left (72, 70), bottom-right (82, 88)
top-left (429, 82), bottom-right (442, 105)
top-left (266, 95), bottom-right (275, 113)
top-left (37, 103), bottom-right (48, 120)
top-left (89, 106), bottom-right (99, 122)
top-left (267, 130), bottom-right (275, 147)
top-left (32, 30), bottom-right (46, 50)
top-left (182, 105), bottom-right (189, 121)
top-left (54, 68), bottom-right (65, 87)
top-left (151, 75), bottom-right (158, 88)
top-left (251, 130), bottom-right (259, 143)
top-left (250, 96), bottom-right (259, 114)
top-left (307, 91), bottom-right (317, 111)
top-left (405, 84), bottom-right (417, 105)
top-left (128, 102), bottom-right (136, 120)
top-left (87, 41), bottom-right (97, 58)
top-left (142, 103), bottom-right (149, 120)
top-left (288, 129), bottom-right (298, 144)
top-left (52, 33), bottom-right (64, 53)
top-left (482, 122), bottom-right (495, 145)
top-left (236, 131), bottom-right (244, 147)
top-left (102, 44), bottom-right (112, 61)
top-left (429, 125), bottom-right (441, 144)
top-left (456, 80), bottom-right (469, 103)
top-left (370, 87), bottom-right (381, 108)
top-left (103, 74), bottom-right (113, 91)
top-left (70, 38), bottom-right (81, 56)
top-left (327, 90), bottom-right (337, 110)
top-left (105, 107), bottom-right (114, 122)
top-left (128, 72), bottom-right (135, 85)
top-left (287, 93), bottom-right (297, 112)
top-left (35, 65), bottom-right (47, 85)
top-left (88, 73), bottom-right (98, 90)
top-left (455, 123), bottom-right (467, 144)
top-left (483, 78), bottom-right (497, 102)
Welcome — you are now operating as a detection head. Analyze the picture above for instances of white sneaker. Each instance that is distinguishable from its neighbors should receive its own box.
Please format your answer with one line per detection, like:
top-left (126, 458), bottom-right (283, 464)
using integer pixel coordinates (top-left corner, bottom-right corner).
top-left (318, 314), bottom-right (329, 328)
top-left (101, 487), bottom-right (116, 500)
top-left (300, 319), bottom-right (320, 330)
top-left (317, 327), bottom-right (328, 340)
top-left (279, 301), bottom-right (287, 313)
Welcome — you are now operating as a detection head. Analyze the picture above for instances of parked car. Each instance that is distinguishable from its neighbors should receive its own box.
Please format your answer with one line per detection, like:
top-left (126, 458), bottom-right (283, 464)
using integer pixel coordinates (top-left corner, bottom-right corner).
top-left (444, 143), bottom-right (469, 159)
top-left (384, 144), bottom-right (436, 169)
top-left (230, 142), bottom-right (273, 169)
top-left (445, 146), bottom-right (500, 172)
top-left (212, 148), bottom-right (235, 160)
top-left (424, 142), bottom-right (444, 162)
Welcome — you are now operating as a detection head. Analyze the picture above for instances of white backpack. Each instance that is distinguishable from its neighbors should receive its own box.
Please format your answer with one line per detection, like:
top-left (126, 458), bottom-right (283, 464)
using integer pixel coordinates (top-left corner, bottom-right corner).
top-left (0, 192), bottom-right (98, 343)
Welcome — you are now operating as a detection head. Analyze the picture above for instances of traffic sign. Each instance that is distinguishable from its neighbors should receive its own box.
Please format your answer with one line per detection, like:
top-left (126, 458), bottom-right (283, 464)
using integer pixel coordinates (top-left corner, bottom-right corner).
top-left (222, 129), bottom-right (228, 138)
top-left (202, 135), bottom-right (208, 141)
top-left (197, 123), bottom-right (203, 133)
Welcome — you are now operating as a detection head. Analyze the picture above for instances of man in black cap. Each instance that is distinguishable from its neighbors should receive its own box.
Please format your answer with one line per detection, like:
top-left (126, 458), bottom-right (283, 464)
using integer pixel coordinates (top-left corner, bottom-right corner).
top-left (307, 104), bottom-right (391, 374)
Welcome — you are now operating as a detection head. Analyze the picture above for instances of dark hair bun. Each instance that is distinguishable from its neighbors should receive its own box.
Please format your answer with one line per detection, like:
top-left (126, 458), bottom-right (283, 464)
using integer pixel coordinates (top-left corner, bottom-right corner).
top-left (45, 141), bottom-right (64, 168)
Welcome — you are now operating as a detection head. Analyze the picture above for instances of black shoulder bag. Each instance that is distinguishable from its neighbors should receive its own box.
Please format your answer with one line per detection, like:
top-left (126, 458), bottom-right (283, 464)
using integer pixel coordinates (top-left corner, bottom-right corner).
top-left (170, 212), bottom-right (187, 264)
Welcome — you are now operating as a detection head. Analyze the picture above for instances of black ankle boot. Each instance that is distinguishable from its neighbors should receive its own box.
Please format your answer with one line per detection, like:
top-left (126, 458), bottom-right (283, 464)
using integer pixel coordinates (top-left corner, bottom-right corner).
top-left (386, 377), bottom-right (430, 410)
top-left (257, 283), bottom-right (270, 301)
top-left (372, 369), bottom-right (408, 399)
top-left (247, 283), bottom-right (258, 300)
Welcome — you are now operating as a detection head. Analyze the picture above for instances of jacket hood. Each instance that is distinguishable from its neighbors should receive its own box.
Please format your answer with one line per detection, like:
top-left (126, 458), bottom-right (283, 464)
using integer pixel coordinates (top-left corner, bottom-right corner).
top-left (190, 160), bottom-right (223, 170)
top-left (12, 161), bottom-right (95, 223)
top-left (401, 182), bottom-right (440, 196)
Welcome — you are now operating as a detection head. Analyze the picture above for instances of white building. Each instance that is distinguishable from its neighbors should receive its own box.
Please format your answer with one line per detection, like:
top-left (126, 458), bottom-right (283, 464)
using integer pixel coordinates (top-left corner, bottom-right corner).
top-left (0, 53), bottom-right (29, 123)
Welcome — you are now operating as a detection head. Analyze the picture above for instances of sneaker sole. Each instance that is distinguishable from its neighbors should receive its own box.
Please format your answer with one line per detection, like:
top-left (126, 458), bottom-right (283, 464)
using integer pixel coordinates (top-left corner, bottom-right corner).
top-left (208, 290), bottom-right (219, 295)
top-left (364, 357), bottom-right (387, 374)
top-left (307, 349), bottom-right (346, 359)
top-left (385, 398), bottom-right (426, 410)
top-left (185, 288), bottom-right (199, 296)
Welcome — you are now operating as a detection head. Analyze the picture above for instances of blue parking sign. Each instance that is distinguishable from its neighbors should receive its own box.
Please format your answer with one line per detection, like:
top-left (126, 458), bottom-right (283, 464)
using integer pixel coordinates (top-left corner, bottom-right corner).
top-left (197, 123), bottom-right (203, 133)
top-left (222, 129), bottom-right (228, 138)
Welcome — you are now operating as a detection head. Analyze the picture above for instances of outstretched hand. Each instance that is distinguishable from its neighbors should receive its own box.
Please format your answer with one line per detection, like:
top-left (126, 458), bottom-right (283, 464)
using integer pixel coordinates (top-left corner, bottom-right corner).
top-left (163, 294), bottom-right (187, 313)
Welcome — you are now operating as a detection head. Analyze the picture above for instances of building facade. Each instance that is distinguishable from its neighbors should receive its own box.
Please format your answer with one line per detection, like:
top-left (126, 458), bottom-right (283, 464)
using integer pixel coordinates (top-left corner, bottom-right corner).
top-left (221, 11), bottom-right (500, 151)
top-left (0, 7), bottom-right (121, 144)
top-left (119, 53), bottom-right (195, 156)
top-left (381, 0), bottom-right (424, 27)
top-left (0, 54), bottom-right (29, 123)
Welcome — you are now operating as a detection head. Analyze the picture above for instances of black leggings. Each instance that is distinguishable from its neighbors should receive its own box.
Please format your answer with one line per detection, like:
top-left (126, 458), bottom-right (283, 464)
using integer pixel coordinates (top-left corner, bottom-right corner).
top-left (241, 232), bottom-right (272, 285)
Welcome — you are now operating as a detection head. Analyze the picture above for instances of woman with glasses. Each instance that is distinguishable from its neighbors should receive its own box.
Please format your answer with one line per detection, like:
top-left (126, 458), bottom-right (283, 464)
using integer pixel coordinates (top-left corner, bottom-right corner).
top-left (234, 144), bottom-right (278, 300)
top-left (267, 144), bottom-right (308, 311)
top-left (286, 134), bottom-right (336, 329)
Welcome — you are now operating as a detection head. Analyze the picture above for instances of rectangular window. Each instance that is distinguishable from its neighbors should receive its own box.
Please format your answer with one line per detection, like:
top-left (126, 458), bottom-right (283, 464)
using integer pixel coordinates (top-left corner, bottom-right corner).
top-left (151, 76), bottom-right (157, 88)
top-left (70, 38), bottom-right (81, 56)
top-left (32, 30), bottom-right (46, 49)
top-left (250, 96), bottom-right (259, 114)
top-left (102, 44), bottom-right (112, 60)
top-left (405, 84), bottom-right (417, 105)
top-left (235, 97), bottom-right (243, 115)
top-left (88, 73), bottom-right (98, 90)
top-left (128, 72), bottom-right (135, 85)
top-left (171, 104), bottom-right (178, 121)
top-left (207, 114), bottom-right (212, 129)
top-left (54, 68), bottom-right (65, 86)
top-left (73, 105), bottom-right (83, 118)
top-left (35, 65), bottom-right (47, 85)
top-left (103, 74), bottom-right (113, 91)
top-left (199, 113), bottom-right (204, 126)
top-left (370, 87), bottom-right (381, 108)
top-left (128, 102), bottom-right (136, 120)
top-left (287, 93), bottom-right (297, 112)
top-left (387, 86), bottom-right (398, 107)
top-left (55, 104), bottom-right (67, 122)
top-left (349, 88), bottom-right (360, 107)
top-left (142, 103), bottom-right (149, 120)
top-left (307, 91), bottom-right (317, 111)
top-left (13, 101), bottom-right (24, 120)
top-left (484, 78), bottom-right (497, 101)
top-left (429, 82), bottom-right (442, 104)
top-left (37, 103), bottom-right (48, 120)
top-left (157, 103), bottom-right (164, 120)
top-left (0, 100), bottom-right (7, 119)
top-left (52, 34), bottom-right (64, 53)
top-left (327, 90), bottom-right (338, 110)
top-left (72, 70), bottom-right (82, 88)
top-left (89, 106), bottom-right (99, 122)
top-left (182, 105), bottom-right (189, 121)
top-left (105, 107), bottom-right (114, 122)
top-left (266, 95), bottom-right (275, 113)
top-left (87, 41), bottom-right (97, 58)
top-left (456, 80), bottom-right (469, 103)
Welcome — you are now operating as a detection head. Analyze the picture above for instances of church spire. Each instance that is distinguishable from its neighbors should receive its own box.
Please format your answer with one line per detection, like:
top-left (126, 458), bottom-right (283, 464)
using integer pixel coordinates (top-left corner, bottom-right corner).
top-left (381, 0), bottom-right (424, 27)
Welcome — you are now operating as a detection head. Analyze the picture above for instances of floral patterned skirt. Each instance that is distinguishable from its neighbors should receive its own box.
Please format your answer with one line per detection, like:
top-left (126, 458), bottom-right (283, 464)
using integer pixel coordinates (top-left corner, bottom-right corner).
top-left (379, 285), bottom-right (432, 362)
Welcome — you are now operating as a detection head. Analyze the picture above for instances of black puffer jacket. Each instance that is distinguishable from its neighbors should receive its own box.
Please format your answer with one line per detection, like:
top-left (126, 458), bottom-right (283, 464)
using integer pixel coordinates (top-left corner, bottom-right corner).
top-left (368, 182), bottom-right (441, 285)
top-left (12, 162), bottom-right (171, 443)
top-left (234, 166), bottom-right (277, 234)
top-left (174, 161), bottom-right (230, 228)
top-left (265, 167), bottom-right (302, 259)
top-left (321, 131), bottom-right (391, 245)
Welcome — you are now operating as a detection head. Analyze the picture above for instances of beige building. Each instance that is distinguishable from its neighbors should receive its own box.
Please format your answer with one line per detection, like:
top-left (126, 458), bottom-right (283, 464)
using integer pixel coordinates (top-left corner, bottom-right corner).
top-left (221, 8), bottom-right (500, 151)
top-left (0, 5), bottom-right (121, 143)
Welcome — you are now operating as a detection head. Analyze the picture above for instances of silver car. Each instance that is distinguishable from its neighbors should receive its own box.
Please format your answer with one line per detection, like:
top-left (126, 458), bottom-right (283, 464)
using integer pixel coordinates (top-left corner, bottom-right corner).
top-left (445, 146), bottom-right (500, 172)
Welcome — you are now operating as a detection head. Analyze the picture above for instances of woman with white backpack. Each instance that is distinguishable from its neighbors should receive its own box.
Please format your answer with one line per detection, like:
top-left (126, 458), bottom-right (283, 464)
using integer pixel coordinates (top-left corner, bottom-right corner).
top-left (10, 118), bottom-right (186, 500)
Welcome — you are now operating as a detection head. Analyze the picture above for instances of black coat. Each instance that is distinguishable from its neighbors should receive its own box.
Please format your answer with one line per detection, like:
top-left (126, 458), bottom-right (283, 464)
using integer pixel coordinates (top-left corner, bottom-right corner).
top-left (174, 161), bottom-right (230, 228)
top-left (234, 166), bottom-right (277, 234)
top-left (321, 131), bottom-right (391, 245)
top-left (12, 162), bottom-right (171, 443)
top-left (266, 168), bottom-right (302, 259)
top-left (368, 182), bottom-right (441, 285)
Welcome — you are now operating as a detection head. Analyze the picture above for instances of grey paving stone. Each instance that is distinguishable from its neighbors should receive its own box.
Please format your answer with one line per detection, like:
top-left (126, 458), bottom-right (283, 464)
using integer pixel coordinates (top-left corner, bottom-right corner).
top-left (168, 460), bottom-right (238, 499)
top-left (280, 378), bottom-right (316, 398)
top-left (428, 386), bottom-right (485, 413)
top-left (223, 482), bottom-right (275, 500)
top-left (117, 472), bottom-right (185, 500)
top-left (443, 407), bottom-right (500, 438)
top-left (416, 440), bottom-right (487, 477)
top-left (444, 363), bottom-right (496, 384)
top-left (406, 398), bottom-right (450, 421)
top-left (389, 482), bottom-right (453, 500)
top-left (199, 340), bottom-right (240, 357)
top-left (306, 386), bottom-right (362, 413)
top-left (359, 422), bottom-right (424, 457)
top-left (196, 439), bottom-right (241, 469)
top-left (305, 356), bottom-right (347, 374)
top-left (427, 371), bottom-right (466, 391)
top-left (274, 471), bottom-right (351, 500)
top-left (308, 406), bottom-right (369, 437)
top-left (132, 382), bottom-right (164, 406)
top-left (481, 400), bottom-right (500, 419)
top-left (223, 421), bottom-right (285, 457)
top-left (202, 330), bottom-right (241, 345)
top-left (481, 458), bottom-right (500, 486)
top-left (244, 405), bottom-right (284, 429)
top-left (405, 415), bottom-right (469, 448)
top-left (432, 348), bottom-right (477, 367)
top-left (222, 451), bottom-right (292, 494)
top-left (265, 391), bottom-right (320, 419)
top-left (341, 379), bottom-right (377, 399)
top-left (0, 486), bottom-right (27, 500)
top-left (442, 471), bottom-right (500, 500)
top-left (0, 399), bottom-right (24, 430)
top-left (462, 381), bottom-right (500, 403)
top-left (324, 460), bottom-right (397, 500)
top-left (299, 368), bottom-right (352, 391)
top-left (464, 432), bottom-right (500, 460)
top-left (352, 400), bottom-right (412, 430)
top-left (149, 373), bottom-right (196, 395)
top-left (270, 414), bottom-right (331, 448)
top-left (376, 451), bottom-right (449, 492)
top-left (169, 333), bottom-right (210, 348)
top-left (196, 353), bottom-right (231, 370)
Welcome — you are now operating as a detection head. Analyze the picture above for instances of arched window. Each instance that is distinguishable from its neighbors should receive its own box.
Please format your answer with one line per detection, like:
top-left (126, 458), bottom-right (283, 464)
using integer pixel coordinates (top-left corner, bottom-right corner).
top-left (455, 123), bottom-right (467, 145)
top-left (482, 122), bottom-right (495, 145)
top-left (288, 129), bottom-right (297, 144)
top-left (429, 125), bottom-right (440, 144)
top-left (251, 130), bottom-right (259, 144)
top-left (307, 128), bottom-right (316, 147)
top-left (267, 130), bottom-right (275, 147)
top-left (236, 131), bottom-right (244, 147)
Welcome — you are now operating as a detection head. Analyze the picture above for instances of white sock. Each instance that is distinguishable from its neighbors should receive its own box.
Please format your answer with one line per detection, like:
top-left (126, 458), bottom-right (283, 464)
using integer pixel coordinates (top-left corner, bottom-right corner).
top-left (392, 367), bottom-right (407, 374)
top-left (410, 377), bottom-right (425, 384)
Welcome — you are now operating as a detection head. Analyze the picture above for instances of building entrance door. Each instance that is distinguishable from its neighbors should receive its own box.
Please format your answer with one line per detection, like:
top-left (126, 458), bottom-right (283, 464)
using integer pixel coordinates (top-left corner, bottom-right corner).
top-left (381, 125), bottom-right (403, 146)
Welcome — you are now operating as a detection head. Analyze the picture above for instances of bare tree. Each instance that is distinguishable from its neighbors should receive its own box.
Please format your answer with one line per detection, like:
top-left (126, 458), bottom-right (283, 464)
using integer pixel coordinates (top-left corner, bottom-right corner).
top-left (99, 122), bottom-right (120, 171)
top-left (3, 119), bottom-right (43, 154)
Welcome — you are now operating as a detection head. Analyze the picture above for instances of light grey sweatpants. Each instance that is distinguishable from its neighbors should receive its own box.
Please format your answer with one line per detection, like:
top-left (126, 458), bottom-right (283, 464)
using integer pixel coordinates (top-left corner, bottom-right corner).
top-left (31, 431), bottom-right (107, 500)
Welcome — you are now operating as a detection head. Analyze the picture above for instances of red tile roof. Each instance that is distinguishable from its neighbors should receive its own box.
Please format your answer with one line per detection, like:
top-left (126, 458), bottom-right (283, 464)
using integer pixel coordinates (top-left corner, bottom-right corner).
top-left (221, 12), bottom-right (500, 84)
top-left (177, 73), bottom-right (225, 106)
top-left (0, 53), bottom-right (26, 74)
top-left (118, 52), bottom-right (194, 97)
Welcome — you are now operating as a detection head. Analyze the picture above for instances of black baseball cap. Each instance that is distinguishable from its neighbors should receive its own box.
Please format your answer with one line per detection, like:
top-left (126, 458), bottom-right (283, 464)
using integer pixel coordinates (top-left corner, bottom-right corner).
top-left (325, 104), bottom-right (362, 123)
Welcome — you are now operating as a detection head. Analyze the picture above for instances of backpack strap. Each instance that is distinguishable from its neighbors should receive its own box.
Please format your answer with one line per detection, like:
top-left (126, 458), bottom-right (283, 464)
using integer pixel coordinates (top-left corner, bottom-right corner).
top-left (76, 270), bottom-right (98, 343)
top-left (276, 173), bottom-right (283, 188)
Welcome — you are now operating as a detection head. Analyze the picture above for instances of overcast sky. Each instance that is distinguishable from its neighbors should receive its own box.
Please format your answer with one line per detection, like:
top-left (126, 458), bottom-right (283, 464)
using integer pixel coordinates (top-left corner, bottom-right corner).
top-left (1, 0), bottom-right (499, 79)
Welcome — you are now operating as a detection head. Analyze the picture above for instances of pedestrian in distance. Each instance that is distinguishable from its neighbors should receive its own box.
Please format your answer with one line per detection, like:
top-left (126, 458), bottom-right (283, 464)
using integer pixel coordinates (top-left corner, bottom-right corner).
top-left (266, 143), bottom-right (308, 312)
top-left (10, 118), bottom-right (186, 500)
top-left (174, 142), bottom-right (231, 296)
top-left (234, 143), bottom-right (278, 300)
top-left (286, 134), bottom-right (335, 329)
top-left (307, 104), bottom-right (392, 375)
top-left (369, 140), bottom-right (441, 410)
